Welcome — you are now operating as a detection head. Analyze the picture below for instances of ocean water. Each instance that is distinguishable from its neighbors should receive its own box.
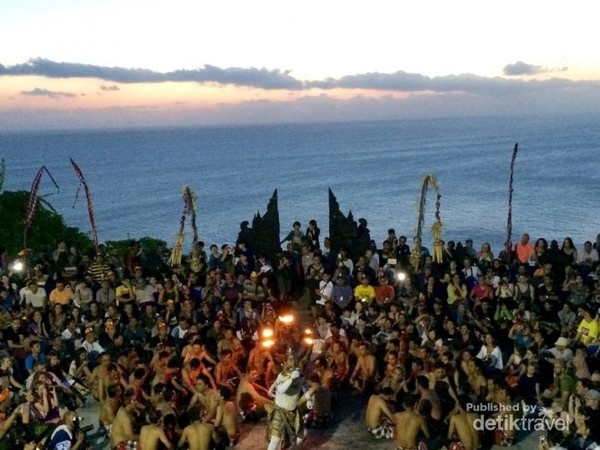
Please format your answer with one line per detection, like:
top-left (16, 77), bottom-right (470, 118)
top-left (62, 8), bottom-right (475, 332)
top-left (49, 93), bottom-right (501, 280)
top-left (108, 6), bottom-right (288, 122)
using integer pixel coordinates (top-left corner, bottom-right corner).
top-left (1, 114), bottom-right (600, 255)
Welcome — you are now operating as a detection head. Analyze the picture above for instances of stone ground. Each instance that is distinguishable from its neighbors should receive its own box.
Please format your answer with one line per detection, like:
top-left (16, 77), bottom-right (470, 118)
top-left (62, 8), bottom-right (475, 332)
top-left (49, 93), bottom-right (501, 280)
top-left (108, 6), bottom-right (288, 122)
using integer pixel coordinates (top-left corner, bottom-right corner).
top-left (78, 386), bottom-right (542, 450)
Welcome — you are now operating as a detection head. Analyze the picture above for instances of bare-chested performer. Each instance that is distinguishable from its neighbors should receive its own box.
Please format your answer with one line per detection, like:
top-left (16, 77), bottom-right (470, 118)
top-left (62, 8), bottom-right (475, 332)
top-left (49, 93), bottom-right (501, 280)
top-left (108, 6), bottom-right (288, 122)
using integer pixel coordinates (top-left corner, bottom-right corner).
top-left (328, 340), bottom-right (350, 387)
top-left (394, 394), bottom-right (430, 450)
top-left (178, 409), bottom-right (214, 450)
top-left (349, 341), bottom-right (376, 393)
top-left (215, 349), bottom-right (242, 394)
top-left (100, 383), bottom-right (121, 437)
top-left (447, 394), bottom-right (480, 450)
top-left (236, 370), bottom-right (272, 421)
top-left (365, 386), bottom-right (396, 439)
top-left (214, 387), bottom-right (240, 446)
top-left (187, 374), bottom-right (218, 423)
top-left (182, 337), bottom-right (217, 366)
top-left (247, 340), bottom-right (276, 385)
top-left (88, 352), bottom-right (111, 401)
top-left (139, 410), bottom-right (173, 450)
top-left (110, 389), bottom-right (139, 450)
top-left (182, 358), bottom-right (216, 395)
top-left (416, 375), bottom-right (442, 421)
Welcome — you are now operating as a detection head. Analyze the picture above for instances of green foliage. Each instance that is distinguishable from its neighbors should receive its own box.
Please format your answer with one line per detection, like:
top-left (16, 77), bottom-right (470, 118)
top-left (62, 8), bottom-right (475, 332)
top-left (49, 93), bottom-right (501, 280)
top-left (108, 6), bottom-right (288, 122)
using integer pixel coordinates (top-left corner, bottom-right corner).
top-left (105, 236), bottom-right (168, 257)
top-left (0, 190), bottom-right (93, 257)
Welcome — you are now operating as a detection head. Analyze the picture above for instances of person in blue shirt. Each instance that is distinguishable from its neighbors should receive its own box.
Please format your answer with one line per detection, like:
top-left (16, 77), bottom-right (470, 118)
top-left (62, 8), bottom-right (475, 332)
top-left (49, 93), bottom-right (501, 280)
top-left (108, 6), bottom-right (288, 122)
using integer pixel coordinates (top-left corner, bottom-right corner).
top-left (47, 410), bottom-right (85, 450)
top-left (24, 340), bottom-right (46, 374)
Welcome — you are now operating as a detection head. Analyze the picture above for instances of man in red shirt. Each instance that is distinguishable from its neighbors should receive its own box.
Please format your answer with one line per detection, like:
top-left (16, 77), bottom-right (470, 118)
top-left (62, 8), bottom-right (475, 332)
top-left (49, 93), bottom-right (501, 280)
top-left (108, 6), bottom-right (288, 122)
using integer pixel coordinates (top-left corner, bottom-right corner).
top-left (375, 274), bottom-right (395, 307)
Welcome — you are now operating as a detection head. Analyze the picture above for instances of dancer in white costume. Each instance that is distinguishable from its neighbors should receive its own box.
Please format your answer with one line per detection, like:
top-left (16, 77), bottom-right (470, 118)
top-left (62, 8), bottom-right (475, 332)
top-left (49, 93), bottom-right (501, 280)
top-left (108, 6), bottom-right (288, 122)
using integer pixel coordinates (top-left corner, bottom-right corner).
top-left (266, 349), bottom-right (304, 450)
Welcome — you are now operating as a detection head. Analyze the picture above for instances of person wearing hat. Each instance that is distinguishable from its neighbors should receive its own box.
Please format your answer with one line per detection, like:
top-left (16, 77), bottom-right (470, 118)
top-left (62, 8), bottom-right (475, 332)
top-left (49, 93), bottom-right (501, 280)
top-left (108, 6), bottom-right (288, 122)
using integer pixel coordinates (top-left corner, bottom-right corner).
top-left (81, 327), bottom-right (105, 355)
top-left (545, 337), bottom-right (574, 363)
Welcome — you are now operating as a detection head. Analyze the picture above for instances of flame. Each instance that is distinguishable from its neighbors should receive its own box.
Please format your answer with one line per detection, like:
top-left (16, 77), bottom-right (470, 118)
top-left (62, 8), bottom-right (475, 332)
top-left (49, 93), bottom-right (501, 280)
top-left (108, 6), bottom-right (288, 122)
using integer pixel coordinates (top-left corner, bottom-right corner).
top-left (279, 314), bottom-right (294, 324)
top-left (262, 339), bottom-right (275, 348)
top-left (262, 328), bottom-right (274, 339)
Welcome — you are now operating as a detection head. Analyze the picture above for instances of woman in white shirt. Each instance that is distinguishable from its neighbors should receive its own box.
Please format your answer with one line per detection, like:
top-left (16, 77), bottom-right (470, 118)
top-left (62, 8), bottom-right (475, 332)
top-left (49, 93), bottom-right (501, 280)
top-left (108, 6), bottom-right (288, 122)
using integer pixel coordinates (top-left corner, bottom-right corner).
top-left (476, 333), bottom-right (503, 371)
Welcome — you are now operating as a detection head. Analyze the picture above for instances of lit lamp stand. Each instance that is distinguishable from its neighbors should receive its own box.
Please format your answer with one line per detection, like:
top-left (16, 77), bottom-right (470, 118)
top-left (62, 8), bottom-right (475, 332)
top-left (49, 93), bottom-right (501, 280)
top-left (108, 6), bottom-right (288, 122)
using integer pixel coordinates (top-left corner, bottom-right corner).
top-left (260, 327), bottom-right (276, 350)
top-left (275, 313), bottom-right (297, 352)
top-left (8, 249), bottom-right (29, 281)
top-left (260, 314), bottom-right (314, 371)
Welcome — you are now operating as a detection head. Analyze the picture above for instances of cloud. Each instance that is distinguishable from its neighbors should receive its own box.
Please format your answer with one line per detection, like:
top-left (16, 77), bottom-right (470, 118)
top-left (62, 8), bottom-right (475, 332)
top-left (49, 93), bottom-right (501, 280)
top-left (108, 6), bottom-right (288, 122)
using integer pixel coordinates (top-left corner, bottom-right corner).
top-left (503, 61), bottom-right (568, 76)
top-left (0, 58), bottom-right (588, 99)
top-left (306, 70), bottom-right (563, 97)
top-left (100, 84), bottom-right (120, 91)
top-left (3, 81), bottom-right (600, 131)
top-left (20, 88), bottom-right (78, 99)
top-left (0, 58), bottom-right (303, 90)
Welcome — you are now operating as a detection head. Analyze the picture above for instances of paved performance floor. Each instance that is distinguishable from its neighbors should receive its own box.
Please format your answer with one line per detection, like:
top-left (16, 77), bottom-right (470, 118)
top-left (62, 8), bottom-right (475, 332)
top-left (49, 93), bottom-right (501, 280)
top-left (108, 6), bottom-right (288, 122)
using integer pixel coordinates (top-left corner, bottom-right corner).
top-left (79, 389), bottom-right (541, 450)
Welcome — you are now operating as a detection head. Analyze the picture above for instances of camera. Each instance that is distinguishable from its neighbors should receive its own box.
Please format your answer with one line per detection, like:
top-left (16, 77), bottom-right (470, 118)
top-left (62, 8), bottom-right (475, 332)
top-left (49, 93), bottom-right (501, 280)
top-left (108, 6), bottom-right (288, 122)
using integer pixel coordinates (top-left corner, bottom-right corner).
top-left (73, 416), bottom-right (94, 433)
top-left (80, 424), bottom-right (95, 433)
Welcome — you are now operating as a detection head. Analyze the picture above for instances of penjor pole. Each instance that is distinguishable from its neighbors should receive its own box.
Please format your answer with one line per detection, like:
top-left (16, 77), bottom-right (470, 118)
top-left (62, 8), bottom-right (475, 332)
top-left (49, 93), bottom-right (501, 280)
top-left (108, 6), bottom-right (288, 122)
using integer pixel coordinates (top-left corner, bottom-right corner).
top-left (505, 143), bottom-right (519, 255)
top-left (70, 158), bottom-right (99, 250)
top-left (24, 165), bottom-right (60, 273)
top-left (168, 186), bottom-right (198, 267)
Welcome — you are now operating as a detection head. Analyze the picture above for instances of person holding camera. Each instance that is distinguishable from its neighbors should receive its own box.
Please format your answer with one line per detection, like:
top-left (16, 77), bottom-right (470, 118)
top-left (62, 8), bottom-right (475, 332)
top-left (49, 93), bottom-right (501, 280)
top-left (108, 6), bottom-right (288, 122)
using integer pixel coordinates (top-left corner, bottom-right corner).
top-left (47, 410), bottom-right (86, 450)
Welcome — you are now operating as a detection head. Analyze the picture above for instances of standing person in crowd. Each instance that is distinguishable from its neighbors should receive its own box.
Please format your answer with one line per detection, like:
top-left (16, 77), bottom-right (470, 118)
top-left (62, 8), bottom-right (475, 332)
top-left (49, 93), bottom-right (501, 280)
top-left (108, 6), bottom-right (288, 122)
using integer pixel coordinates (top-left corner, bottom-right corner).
top-left (514, 233), bottom-right (535, 266)
top-left (281, 221), bottom-right (305, 252)
top-left (306, 220), bottom-right (320, 250)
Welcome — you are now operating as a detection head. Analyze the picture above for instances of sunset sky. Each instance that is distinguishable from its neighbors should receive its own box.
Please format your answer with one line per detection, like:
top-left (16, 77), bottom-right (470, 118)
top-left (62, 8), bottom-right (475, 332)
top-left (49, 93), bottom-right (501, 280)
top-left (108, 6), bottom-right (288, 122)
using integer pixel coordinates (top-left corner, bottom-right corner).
top-left (1, 0), bottom-right (600, 129)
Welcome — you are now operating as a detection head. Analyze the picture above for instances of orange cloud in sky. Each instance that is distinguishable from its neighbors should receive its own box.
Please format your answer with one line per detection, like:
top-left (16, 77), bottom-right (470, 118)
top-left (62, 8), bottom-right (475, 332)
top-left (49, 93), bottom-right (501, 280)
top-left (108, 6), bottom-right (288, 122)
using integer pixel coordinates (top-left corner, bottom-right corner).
top-left (0, 75), bottom-right (425, 112)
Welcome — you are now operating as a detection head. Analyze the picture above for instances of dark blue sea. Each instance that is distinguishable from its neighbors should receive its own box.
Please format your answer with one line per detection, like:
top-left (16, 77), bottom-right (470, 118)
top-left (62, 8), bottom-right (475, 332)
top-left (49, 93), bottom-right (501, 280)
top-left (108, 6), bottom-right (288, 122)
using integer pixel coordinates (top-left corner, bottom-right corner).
top-left (1, 114), bottom-right (599, 254)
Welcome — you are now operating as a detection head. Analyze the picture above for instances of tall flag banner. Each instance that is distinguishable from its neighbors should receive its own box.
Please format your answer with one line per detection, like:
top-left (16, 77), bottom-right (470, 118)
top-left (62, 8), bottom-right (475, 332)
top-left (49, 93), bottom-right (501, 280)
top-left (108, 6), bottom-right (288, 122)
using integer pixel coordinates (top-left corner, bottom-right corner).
top-left (70, 158), bottom-right (99, 248)
top-left (24, 165), bottom-right (60, 249)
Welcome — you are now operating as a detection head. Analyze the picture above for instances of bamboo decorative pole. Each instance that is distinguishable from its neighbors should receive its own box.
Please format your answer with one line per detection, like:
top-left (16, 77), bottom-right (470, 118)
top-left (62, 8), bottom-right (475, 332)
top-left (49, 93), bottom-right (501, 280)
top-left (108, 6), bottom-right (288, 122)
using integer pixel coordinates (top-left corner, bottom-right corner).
top-left (70, 159), bottom-right (100, 250)
top-left (505, 143), bottom-right (518, 255)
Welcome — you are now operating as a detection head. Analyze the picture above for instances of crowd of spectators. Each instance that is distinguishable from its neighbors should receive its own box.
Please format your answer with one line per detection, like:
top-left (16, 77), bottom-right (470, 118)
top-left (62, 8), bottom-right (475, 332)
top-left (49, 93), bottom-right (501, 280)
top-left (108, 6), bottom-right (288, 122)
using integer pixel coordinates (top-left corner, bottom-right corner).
top-left (0, 226), bottom-right (599, 450)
